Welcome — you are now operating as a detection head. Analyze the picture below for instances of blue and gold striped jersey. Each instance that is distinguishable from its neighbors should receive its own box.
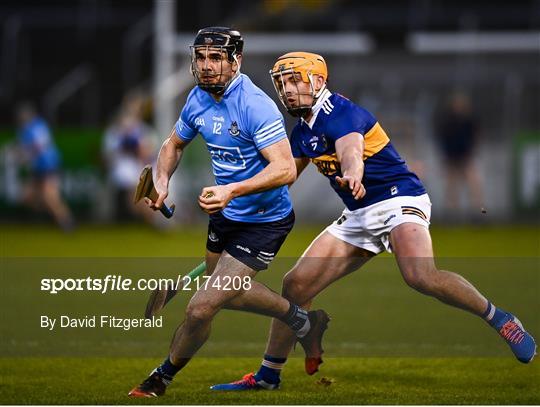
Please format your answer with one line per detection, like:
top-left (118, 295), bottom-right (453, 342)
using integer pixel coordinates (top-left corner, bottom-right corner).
top-left (290, 90), bottom-right (425, 209)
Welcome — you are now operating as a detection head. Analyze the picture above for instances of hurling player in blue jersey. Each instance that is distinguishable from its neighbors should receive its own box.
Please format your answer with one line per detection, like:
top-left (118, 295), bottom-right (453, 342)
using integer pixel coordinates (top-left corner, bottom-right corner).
top-left (15, 102), bottom-right (74, 231)
top-left (211, 52), bottom-right (536, 390)
top-left (129, 30), bottom-right (330, 398)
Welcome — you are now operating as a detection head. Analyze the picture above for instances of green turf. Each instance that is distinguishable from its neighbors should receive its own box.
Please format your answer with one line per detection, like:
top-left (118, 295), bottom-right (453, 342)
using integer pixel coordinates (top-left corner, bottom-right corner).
top-left (1, 224), bottom-right (539, 404)
top-left (1, 223), bottom-right (539, 257)
top-left (0, 357), bottom-right (538, 404)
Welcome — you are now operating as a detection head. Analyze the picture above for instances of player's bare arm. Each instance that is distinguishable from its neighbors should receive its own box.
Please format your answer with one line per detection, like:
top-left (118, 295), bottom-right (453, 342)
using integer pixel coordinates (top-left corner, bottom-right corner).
top-left (198, 138), bottom-right (296, 214)
top-left (146, 128), bottom-right (189, 210)
top-left (290, 157), bottom-right (310, 186)
top-left (286, 157), bottom-right (310, 188)
top-left (335, 132), bottom-right (366, 200)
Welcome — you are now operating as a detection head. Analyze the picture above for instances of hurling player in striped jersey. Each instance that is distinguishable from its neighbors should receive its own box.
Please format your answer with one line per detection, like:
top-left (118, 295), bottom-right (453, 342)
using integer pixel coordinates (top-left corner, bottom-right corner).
top-left (211, 52), bottom-right (536, 391)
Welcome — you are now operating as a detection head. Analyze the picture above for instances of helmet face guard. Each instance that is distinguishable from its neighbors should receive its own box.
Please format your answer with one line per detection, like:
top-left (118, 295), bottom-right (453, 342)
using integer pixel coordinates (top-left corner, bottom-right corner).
top-left (190, 27), bottom-right (243, 95)
top-left (269, 52), bottom-right (328, 118)
top-left (190, 45), bottom-right (240, 94)
top-left (270, 67), bottom-right (318, 118)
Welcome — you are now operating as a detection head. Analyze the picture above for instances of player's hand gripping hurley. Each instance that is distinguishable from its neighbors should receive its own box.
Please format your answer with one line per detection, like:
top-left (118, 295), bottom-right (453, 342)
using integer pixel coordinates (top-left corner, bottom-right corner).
top-left (134, 165), bottom-right (176, 218)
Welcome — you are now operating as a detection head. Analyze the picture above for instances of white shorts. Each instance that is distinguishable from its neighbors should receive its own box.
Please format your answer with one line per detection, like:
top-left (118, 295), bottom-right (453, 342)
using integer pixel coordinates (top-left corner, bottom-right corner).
top-left (325, 194), bottom-right (431, 255)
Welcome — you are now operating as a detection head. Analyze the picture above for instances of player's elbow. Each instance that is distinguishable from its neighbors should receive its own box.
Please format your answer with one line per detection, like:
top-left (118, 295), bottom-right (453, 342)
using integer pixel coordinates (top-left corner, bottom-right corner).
top-left (281, 159), bottom-right (297, 185)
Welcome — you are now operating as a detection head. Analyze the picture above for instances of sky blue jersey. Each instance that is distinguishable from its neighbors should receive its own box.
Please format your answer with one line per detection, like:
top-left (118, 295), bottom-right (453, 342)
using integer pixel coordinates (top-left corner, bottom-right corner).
top-left (175, 73), bottom-right (293, 223)
top-left (18, 117), bottom-right (60, 174)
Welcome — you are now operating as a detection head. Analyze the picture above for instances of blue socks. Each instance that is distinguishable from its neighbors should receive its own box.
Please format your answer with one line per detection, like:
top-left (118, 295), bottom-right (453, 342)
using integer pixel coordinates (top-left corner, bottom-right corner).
top-left (156, 357), bottom-right (180, 384)
top-left (283, 303), bottom-right (310, 337)
top-left (254, 354), bottom-right (286, 384)
top-left (482, 301), bottom-right (508, 329)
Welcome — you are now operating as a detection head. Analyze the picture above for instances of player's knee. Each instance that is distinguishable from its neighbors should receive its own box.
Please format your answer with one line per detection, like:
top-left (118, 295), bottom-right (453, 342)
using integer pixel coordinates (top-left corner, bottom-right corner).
top-left (401, 263), bottom-right (438, 293)
top-left (403, 272), bottom-right (429, 292)
top-left (282, 271), bottom-right (310, 304)
top-left (185, 302), bottom-right (215, 327)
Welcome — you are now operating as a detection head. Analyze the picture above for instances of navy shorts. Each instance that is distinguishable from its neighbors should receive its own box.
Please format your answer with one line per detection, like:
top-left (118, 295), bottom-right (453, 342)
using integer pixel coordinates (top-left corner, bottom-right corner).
top-left (206, 210), bottom-right (295, 271)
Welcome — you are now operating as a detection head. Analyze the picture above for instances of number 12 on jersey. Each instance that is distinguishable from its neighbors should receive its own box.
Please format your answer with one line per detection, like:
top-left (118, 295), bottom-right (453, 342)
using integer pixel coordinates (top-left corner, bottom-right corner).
top-left (213, 122), bottom-right (222, 134)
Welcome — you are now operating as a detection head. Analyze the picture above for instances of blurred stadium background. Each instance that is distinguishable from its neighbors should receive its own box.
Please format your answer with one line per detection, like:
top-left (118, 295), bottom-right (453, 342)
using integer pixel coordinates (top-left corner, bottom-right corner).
top-left (0, 0), bottom-right (539, 227)
top-left (1, 2), bottom-right (539, 404)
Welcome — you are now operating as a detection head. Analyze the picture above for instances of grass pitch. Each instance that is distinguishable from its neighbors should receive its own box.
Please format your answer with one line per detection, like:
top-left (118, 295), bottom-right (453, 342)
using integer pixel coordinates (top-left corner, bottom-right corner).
top-left (1, 223), bottom-right (539, 257)
top-left (1, 224), bottom-right (539, 404)
top-left (1, 357), bottom-right (538, 405)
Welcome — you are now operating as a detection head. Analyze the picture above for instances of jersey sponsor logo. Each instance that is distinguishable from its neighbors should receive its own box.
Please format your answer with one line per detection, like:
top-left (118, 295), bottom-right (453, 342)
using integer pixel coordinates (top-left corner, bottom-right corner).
top-left (195, 117), bottom-right (206, 126)
top-left (207, 143), bottom-right (247, 171)
top-left (229, 121), bottom-right (240, 136)
top-left (212, 116), bottom-right (224, 122)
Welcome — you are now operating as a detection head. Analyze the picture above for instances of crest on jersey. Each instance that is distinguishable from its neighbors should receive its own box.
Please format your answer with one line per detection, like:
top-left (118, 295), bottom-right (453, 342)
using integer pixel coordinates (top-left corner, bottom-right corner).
top-left (208, 230), bottom-right (219, 242)
top-left (229, 121), bottom-right (240, 136)
top-left (320, 135), bottom-right (328, 149)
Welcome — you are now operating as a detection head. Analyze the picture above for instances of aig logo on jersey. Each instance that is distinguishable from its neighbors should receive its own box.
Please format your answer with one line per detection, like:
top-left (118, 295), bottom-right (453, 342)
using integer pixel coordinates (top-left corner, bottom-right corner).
top-left (207, 143), bottom-right (247, 171)
top-left (229, 121), bottom-right (240, 136)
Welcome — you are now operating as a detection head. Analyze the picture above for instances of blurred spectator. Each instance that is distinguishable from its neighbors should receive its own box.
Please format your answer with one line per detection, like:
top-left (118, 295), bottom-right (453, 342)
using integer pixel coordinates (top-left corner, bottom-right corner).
top-left (435, 92), bottom-right (484, 214)
top-left (15, 102), bottom-right (74, 231)
top-left (102, 92), bottom-right (158, 223)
